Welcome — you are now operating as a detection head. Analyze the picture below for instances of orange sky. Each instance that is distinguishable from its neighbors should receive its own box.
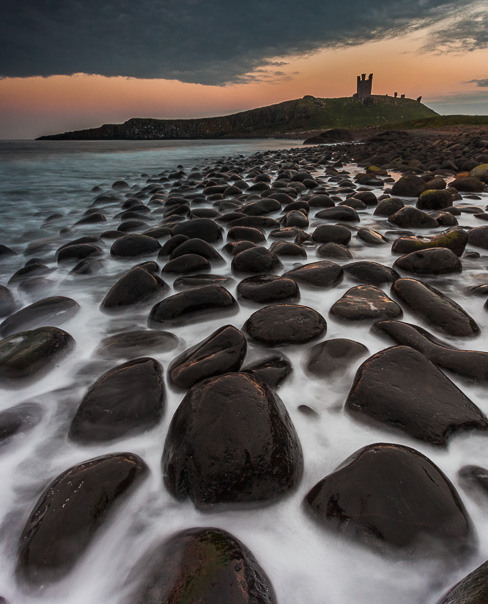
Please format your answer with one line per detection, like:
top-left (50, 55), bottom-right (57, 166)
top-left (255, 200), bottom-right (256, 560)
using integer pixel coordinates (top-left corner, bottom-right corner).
top-left (1, 32), bottom-right (487, 139)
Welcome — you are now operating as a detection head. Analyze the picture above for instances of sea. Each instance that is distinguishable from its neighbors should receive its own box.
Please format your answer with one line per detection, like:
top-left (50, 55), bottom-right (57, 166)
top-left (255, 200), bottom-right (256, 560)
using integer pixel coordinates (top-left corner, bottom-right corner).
top-left (0, 138), bottom-right (488, 604)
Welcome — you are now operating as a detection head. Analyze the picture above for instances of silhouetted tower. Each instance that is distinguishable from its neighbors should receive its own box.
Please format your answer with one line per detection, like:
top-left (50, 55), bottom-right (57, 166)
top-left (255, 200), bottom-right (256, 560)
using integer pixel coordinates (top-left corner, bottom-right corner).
top-left (356, 73), bottom-right (373, 100)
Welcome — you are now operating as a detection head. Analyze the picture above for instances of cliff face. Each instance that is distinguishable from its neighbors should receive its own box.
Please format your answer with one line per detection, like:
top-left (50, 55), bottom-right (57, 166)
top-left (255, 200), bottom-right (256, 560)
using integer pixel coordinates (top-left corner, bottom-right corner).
top-left (37, 95), bottom-right (439, 140)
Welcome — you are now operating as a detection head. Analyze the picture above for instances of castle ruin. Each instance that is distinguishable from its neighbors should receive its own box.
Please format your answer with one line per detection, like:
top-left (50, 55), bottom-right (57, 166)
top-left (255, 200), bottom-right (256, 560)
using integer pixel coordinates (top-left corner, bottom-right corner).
top-left (356, 73), bottom-right (373, 100)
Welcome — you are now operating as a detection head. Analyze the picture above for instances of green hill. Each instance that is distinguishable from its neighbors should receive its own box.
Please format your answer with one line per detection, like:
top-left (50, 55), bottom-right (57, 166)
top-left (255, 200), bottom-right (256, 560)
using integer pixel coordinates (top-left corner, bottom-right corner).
top-left (38, 95), bottom-right (439, 140)
top-left (386, 114), bottom-right (488, 130)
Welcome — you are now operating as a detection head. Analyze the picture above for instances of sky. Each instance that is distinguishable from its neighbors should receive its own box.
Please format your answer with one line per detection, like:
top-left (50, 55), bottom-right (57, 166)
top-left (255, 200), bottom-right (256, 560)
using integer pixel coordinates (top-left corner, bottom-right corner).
top-left (0, 0), bottom-right (487, 139)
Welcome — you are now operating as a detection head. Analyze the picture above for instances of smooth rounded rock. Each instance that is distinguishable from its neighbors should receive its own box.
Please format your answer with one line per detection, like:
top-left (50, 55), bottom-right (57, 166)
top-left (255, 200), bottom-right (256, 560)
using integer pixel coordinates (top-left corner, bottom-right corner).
top-left (163, 372), bottom-right (303, 507)
top-left (0, 285), bottom-right (15, 317)
top-left (343, 261), bottom-right (398, 285)
top-left (244, 304), bottom-right (326, 346)
top-left (0, 296), bottom-right (80, 338)
top-left (243, 354), bottom-right (292, 389)
top-left (237, 274), bottom-right (299, 303)
top-left (393, 248), bottom-right (462, 275)
top-left (438, 560), bottom-right (488, 604)
top-left (285, 261), bottom-right (343, 288)
top-left (101, 267), bottom-right (167, 311)
top-left (306, 338), bottom-right (369, 377)
top-left (110, 234), bottom-right (161, 258)
top-left (96, 330), bottom-right (178, 359)
top-left (0, 402), bottom-right (43, 444)
top-left (231, 246), bottom-right (281, 274)
top-left (330, 286), bottom-right (402, 321)
top-left (172, 218), bottom-right (223, 243)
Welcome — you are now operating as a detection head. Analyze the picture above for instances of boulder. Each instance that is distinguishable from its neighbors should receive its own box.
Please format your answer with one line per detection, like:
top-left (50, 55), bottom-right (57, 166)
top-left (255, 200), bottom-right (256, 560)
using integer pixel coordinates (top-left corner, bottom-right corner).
top-left (389, 206), bottom-right (438, 229)
top-left (243, 354), bottom-right (292, 389)
top-left (170, 237), bottom-right (223, 262)
top-left (312, 224), bottom-right (351, 245)
top-left (17, 453), bottom-right (148, 586)
top-left (0, 327), bottom-right (74, 386)
top-left (392, 278), bottom-right (479, 337)
top-left (169, 325), bottom-right (247, 389)
top-left (0, 296), bottom-right (80, 337)
top-left (237, 274), bottom-right (299, 303)
top-left (346, 345), bottom-right (487, 445)
top-left (393, 248), bottom-right (462, 275)
top-left (231, 247), bottom-right (281, 274)
top-left (317, 242), bottom-right (353, 260)
top-left (417, 189), bottom-right (454, 210)
top-left (172, 218), bottom-right (223, 242)
top-left (110, 234), bottom-right (161, 258)
top-left (391, 174), bottom-right (427, 197)
top-left (285, 261), bottom-right (343, 288)
top-left (305, 443), bottom-right (474, 557)
top-left (101, 267), bottom-right (167, 311)
top-left (149, 285), bottom-right (237, 325)
top-left (162, 372), bottom-right (303, 507)
top-left (0, 285), bottom-right (15, 317)
top-left (0, 402), bottom-right (43, 444)
top-left (128, 528), bottom-right (276, 604)
top-left (162, 253), bottom-right (210, 274)
top-left (330, 286), bottom-right (402, 321)
top-left (96, 330), bottom-right (178, 359)
top-left (316, 206), bottom-right (360, 222)
top-left (343, 261), bottom-right (399, 285)
top-left (69, 358), bottom-right (165, 442)
top-left (450, 177), bottom-right (485, 193)
top-left (374, 197), bottom-right (404, 217)
top-left (392, 227), bottom-right (468, 257)
top-left (438, 561), bottom-right (488, 604)
top-left (244, 304), bottom-right (326, 346)
top-left (306, 338), bottom-right (369, 377)
top-left (468, 225), bottom-right (488, 250)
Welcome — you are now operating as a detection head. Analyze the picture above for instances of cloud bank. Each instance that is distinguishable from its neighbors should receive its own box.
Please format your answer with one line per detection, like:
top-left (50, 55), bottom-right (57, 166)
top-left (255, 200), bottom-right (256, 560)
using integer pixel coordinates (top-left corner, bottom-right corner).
top-left (0, 0), bottom-right (482, 85)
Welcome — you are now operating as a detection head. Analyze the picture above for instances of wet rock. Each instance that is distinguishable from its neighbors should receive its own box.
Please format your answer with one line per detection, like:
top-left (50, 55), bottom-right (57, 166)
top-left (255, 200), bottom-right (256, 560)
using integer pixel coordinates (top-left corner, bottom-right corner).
top-left (169, 325), bottom-right (247, 389)
top-left (111, 234), bottom-right (161, 258)
top-left (343, 261), bottom-right (398, 285)
top-left (0, 244), bottom-right (17, 259)
top-left (373, 320), bottom-right (488, 382)
top-left (244, 304), bottom-right (326, 346)
top-left (162, 372), bottom-right (303, 507)
top-left (162, 253), bottom-right (210, 274)
top-left (331, 286), bottom-right (402, 321)
top-left (458, 465), bottom-right (488, 501)
top-left (430, 210), bottom-right (458, 227)
top-left (96, 330), bottom-right (178, 359)
top-left (222, 241), bottom-right (257, 256)
top-left (317, 242), bottom-right (353, 260)
top-left (392, 278), bottom-right (479, 337)
top-left (241, 198), bottom-right (281, 215)
top-left (438, 560), bottom-right (488, 604)
top-left (417, 189), bottom-right (454, 210)
top-left (285, 261), bottom-right (343, 288)
top-left (391, 174), bottom-right (427, 197)
top-left (101, 267), bottom-right (167, 311)
top-left (467, 225), bottom-right (488, 250)
top-left (158, 234), bottom-right (188, 257)
top-left (237, 274), bottom-right (299, 303)
top-left (172, 218), bottom-right (223, 242)
top-left (149, 285), bottom-right (237, 325)
top-left (0, 297), bottom-right (80, 338)
top-left (0, 403), bottom-right (43, 444)
top-left (69, 358), bottom-right (165, 442)
top-left (173, 274), bottom-right (234, 290)
top-left (73, 212), bottom-right (107, 226)
top-left (357, 227), bottom-right (388, 245)
top-left (450, 177), bottom-right (485, 193)
top-left (129, 527), bottom-right (276, 604)
top-left (316, 206), bottom-right (360, 222)
top-left (8, 262), bottom-right (52, 284)
top-left (374, 197), bottom-right (404, 217)
top-left (346, 345), bottom-right (487, 444)
top-left (392, 227), bottom-right (468, 257)
top-left (270, 241), bottom-right (307, 257)
top-left (306, 338), bottom-right (369, 377)
top-left (393, 248), bottom-right (462, 275)
top-left (170, 237), bottom-right (223, 262)
top-left (231, 247), bottom-right (281, 274)
top-left (0, 285), bottom-right (15, 317)
top-left (17, 452), bottom-right (148, 586)
top-left (305, 443), bottom-right (474, 557)
top-left (70, 257), bottom-right (104, 275)
top-left (308, 194), bottom-right (335, 208)
top-left (243, 353), bottom-right (292, 389)
top-left (389, 205), bottom-right (439, 229)
top-left (229, 216), bottom-right (280, 229)
top-left (312, 224), bottom-right (351, 245)
top-left (56, 243), bottom-right (104, 263)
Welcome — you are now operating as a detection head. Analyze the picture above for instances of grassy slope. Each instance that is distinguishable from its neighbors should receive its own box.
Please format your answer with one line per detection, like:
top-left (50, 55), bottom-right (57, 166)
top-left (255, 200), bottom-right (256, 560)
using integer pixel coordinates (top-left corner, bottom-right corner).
top-left (384, 114), bottom-right (488, 130)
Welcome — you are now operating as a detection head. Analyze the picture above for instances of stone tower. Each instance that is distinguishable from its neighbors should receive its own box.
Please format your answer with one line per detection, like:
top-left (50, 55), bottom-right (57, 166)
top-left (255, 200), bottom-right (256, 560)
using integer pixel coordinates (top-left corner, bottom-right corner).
top-left (356, 73), bottom-right (373, 100)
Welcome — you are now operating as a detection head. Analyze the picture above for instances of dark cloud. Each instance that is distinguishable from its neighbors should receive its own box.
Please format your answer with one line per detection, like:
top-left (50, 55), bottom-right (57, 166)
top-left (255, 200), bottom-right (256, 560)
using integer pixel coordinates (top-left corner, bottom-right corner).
top-left (0, 0), bottom-right (477, 85)
top-left (465, 79), bottom-right (488, 87)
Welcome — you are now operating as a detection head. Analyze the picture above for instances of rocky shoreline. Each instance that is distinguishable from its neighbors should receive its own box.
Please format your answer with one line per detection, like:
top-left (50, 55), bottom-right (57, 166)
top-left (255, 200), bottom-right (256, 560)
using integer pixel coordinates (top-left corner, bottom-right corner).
top-left (1, 129), bottom-right (488, 603)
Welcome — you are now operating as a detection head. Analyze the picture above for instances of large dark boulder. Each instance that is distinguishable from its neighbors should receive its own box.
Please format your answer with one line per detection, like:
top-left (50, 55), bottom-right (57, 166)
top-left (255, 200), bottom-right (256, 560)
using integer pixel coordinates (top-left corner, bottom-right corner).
top-left (17, 452), bottom-right (148, 586)
top-left (312, 224), bottom-right (351, 245)
top-left (343, 261), bottom-right (398, 285)
top-left (450, 177), bottom-right (485, 193)
top-left (389, 206), bottom-right (438, 228)
top-left (172, 218), bottom-right (223, 242)
top-left (438, 561), bottom-right (488, 604)
top-left (170, 237), bottom-right (223, 262)
top-left (149, 285), bottom-right (237, 325)
top-left (393, 248), bottom-right (462, 275)
top-left (391, 227), bottom-right (468, 257)
top-left (0, 403), bottom-right (43, 444)
top-left (128, 528), bottom-right (276, 604)
top-left (101, 267), bottom-right (167, 311)
top-left (346, 345), bottom-right (487, 445)
top-left (0, 296), bottom-right (80, 337)
top-left (243, 354), bottom-right (292, 389)
top-left (330, 286), bottom-right (402, 321)
top-left (467, 225), bottom-right (488, 250)
top-left (391, 174), bottom-right (427, 197)
top-left (0, 285), bottom-right (15, 317)
top-left (373, 320), bottom-right (488, 382)
top-left (69, 358), bottom-right (165, 442)
top-left (169, 325), bottom-right (247, 389)
top-left (316, 206), bottom-right (360, 222)
top-left (110, 234), bottom-right (161, 258)
top-left (306, 338), bottom-right (368, 377)
top-left (96, 330), bottom-right (178, 359)
top-left (244, 304), bottom-right (326, 346)
top-left (305, 443), bottom-right (475, 557)
top-left (417, 188), bottom-right (454, 210)
top-left (227, 226), bottom-right (266, 243)
top-left (231, 247), bottom-right (281, 274)
top-left (56, 243), bottom-right (104, 263)
top-left (285, 261), bottom-right (343, 288)
top-left (392, 278), bottom-right (479, 338)
top-left (162, 253), bottom-right (211, 274)
top-left (162, 372), bottom-right (303, 507)
top-left (237, 274), bottom-right (299, 303)
top-left (0, 327), bottom-right (74, 386)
